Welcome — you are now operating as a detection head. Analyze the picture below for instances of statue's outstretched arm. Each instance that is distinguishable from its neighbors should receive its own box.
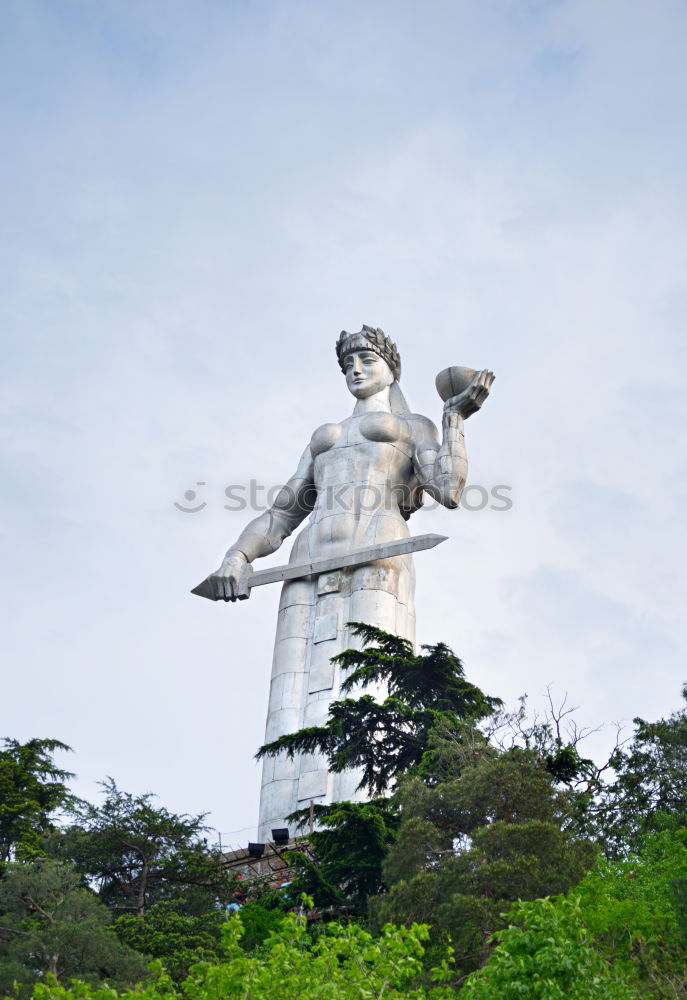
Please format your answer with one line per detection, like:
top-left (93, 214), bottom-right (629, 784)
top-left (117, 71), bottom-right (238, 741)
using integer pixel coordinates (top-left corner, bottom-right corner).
top-left (209, 445), bottom-right (315, 601)
top-left (412, 369), bottom-right (494, 510)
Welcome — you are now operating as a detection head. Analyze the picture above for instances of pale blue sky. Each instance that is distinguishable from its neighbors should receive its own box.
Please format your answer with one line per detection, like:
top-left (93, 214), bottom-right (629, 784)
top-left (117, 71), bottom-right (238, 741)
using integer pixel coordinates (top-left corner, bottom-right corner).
top-left (2, 0), bottom-right (686, 846)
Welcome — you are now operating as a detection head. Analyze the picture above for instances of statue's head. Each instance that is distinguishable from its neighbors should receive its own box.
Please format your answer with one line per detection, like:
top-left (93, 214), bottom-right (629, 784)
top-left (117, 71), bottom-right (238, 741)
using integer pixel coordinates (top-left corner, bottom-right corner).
top-left (336, 326), bottom-right (401, 400)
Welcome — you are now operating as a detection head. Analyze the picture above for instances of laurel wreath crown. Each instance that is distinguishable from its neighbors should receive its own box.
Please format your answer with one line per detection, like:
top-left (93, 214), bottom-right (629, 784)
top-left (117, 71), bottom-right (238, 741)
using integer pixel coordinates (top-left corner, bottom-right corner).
top-left (335, 325), bottom-right (402, 381)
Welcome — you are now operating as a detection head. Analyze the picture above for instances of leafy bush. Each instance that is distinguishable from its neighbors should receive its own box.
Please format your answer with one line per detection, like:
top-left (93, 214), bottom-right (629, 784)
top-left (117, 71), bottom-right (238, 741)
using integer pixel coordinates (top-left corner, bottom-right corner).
top-left (574, 827), bottom-right (687, 997)
top-left (462, 896), bottom-right (639, 1000)
top-left (25, 909), bottom-right (455, 1000)
top-left (463, 827), bottom-right (687, 1000)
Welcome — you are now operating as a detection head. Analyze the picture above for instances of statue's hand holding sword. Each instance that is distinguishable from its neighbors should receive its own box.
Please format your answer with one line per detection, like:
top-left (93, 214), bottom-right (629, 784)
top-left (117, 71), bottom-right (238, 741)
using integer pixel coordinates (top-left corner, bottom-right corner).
top-left (193, 533), bottom-right (448, 603)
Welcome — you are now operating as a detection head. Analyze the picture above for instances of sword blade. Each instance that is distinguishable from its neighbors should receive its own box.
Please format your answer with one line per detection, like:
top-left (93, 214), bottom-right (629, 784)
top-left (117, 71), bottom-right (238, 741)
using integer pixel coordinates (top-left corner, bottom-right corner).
top-left (191, 533), bottom-right (448, 601)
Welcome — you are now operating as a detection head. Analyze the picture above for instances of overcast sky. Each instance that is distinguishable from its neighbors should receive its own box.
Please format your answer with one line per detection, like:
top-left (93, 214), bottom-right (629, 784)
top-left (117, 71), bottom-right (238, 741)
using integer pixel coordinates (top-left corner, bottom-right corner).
top-left (2, 0), bottom-right (686, 848)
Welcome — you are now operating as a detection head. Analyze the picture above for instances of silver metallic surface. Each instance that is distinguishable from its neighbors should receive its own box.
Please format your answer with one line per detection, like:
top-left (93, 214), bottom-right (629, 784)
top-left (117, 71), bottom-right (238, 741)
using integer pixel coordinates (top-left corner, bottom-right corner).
top-left (191, 532), bottom-right (447, 598)
top-left (202, 329), bottom-right (494, 839)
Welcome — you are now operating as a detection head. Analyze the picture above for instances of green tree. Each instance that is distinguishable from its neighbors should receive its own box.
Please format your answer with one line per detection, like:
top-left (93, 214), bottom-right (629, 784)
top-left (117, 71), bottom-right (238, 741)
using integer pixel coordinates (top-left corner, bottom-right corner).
top-left (372, 745), bottom-right (596, 977)
top-left (484, 691), bottom-right (619, 839)
top-left (113, 902), bottom-right (230, 981)
top-left (231, 894), bottom-right (289, 952)
top-left (27, 908), bottom-right (456, 1000)
top-left (285, 799), bottom-right (399, 914)
top-left (461, 896), bottom-right (639, 1000)
top-left (0, 739), bottom-right (75, 864)
top-left (463, 826), bottom-right (687, 1000)
top-left (0, 859), bottom-right (147, 993)
top-left (59, 778), bottom-right (234, 918)
top-left (257, 624), bottom-right (501, 797)
top-left (573, 826), bottom-right (687, 998)
top-left (601, 688), bottom-right (687, 855)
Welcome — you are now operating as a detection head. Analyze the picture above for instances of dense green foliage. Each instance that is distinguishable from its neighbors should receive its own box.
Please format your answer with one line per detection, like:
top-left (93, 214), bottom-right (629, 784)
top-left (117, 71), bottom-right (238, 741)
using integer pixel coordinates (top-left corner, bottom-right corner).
top-left (60, 779), bottom-right (233, 917)
top-left (26, 910), bottom-right (455, 1000)
top-left (285, 798), bottom-right (399, 914)
top-left (56, 779), bottom-right (237, 978)
top-left (372, 743), bottom-right (596, 977)
top-left (0, 759), bottom-right (240, 988)
top-left (601, 688), bottom-right (687, 855)
top-left (462, 896), bottom-right (640, 999)
top-left (113, 903), bottom-right (230, 981)
top-left (462, 825), bottom-right (687, 998)
top-left (229, 894), bottom-right (289, 952)
top-left (574, 826), bottom-right (687, 997)
top-left (2, 628), bottom-right (686, 996)
top-left (0, 739), bottom-right (75, 865)
top-left (0, 859), bottom-right (147, 995)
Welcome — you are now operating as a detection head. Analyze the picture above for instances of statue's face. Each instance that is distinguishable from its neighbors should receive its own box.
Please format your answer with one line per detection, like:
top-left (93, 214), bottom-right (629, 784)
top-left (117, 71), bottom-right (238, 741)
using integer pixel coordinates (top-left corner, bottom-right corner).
top-left (344, 349), bottom-right (394, 398)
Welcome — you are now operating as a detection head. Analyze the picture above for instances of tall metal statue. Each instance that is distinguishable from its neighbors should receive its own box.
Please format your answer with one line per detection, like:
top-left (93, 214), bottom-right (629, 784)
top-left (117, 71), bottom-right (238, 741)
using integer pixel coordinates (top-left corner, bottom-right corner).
top-left (194, 327), bottom-right (494, 840)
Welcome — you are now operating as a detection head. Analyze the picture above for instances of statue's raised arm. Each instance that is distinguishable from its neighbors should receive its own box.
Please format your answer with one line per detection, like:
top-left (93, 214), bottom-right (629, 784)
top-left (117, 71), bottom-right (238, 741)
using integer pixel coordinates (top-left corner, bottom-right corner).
top-left (208, 444), bottom-right (315, 601)
top-left (411, 367), bottom-right (495, 509)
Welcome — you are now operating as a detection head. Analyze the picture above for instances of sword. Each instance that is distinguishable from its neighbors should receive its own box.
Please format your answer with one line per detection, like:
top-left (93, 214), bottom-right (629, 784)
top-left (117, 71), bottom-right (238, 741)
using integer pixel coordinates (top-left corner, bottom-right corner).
top-left (191, 532), bottom-right (448, 601)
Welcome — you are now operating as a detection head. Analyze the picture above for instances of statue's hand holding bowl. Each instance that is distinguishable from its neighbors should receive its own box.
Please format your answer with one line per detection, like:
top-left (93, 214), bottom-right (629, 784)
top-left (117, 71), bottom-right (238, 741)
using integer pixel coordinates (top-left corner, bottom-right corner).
top-left (436, 366), bottom-right (495, 419)
top-left (210, 550), bottom-right (253, 602)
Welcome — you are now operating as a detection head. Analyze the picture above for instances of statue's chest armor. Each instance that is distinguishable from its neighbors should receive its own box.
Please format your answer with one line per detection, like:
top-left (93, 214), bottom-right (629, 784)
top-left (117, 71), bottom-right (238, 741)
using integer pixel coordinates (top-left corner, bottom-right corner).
top-left (310, 414), bottom-right (413, 485)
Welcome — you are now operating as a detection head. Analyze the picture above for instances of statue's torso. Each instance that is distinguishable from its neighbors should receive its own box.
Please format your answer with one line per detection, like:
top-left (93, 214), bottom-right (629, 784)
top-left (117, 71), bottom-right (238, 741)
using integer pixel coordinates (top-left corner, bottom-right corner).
top-left (290, 411), bottom-right (427, 563)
